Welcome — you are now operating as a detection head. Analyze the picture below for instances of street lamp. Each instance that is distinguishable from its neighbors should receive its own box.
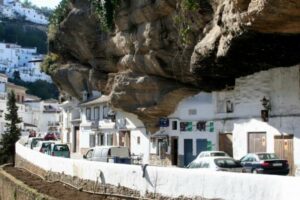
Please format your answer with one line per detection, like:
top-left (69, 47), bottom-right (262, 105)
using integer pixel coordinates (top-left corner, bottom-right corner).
top-left (261, 96), bottom-right (271, 110)
top-left (261, 96), bottom-right (271, 122)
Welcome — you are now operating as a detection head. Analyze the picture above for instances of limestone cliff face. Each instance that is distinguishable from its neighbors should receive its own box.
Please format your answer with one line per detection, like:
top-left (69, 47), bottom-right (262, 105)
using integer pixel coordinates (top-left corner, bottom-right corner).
top-left (49, 0), bottom-right (300, 132)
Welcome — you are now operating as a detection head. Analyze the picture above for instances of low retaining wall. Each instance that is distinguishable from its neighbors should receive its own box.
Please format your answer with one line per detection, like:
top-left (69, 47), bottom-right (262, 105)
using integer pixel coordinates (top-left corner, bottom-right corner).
top-left (16, 142), bottom-right (300, 200)
top-left (0, 165), bottom-right (55, 200)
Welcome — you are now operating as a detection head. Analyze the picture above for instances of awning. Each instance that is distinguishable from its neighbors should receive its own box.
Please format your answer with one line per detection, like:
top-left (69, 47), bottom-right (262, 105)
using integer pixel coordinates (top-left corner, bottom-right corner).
top-left (24, 123), bottom-right (37, 128)
top-left (151, 130), bottom-right (169, 139)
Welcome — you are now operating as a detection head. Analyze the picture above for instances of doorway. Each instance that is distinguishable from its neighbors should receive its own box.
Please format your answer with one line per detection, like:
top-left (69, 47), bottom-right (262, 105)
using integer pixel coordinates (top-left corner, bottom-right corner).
top-left (219, 133), bottom-right (233, 157)
top-left (248, 132), bottom-right (266, 153)
top-left (274, 135), bottom-right (294, 175)
top-left (73, 126), bottom-right (79, 153)
top-left (119, 131), bottom-right (131, 150)
top-left (184, 139), bottom-right (193, 166)
top-left (171, 137), bottom-right (178, 166)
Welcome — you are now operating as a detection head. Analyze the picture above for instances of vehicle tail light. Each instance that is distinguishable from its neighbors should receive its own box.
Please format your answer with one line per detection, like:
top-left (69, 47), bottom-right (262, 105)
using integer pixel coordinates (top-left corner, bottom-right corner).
top-left (261, 162), bottom-right (270, 167)
top-left (284, 160), bottom-right (289, 166)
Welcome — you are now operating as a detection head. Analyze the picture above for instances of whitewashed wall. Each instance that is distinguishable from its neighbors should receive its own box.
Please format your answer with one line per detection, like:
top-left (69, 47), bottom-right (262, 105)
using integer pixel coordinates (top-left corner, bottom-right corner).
top-left (214, 65), bottom-right (300, 167)
top-left (117, 111), bottom-right (150, 163)
top-left (16, 142), bottom-right (300, 200)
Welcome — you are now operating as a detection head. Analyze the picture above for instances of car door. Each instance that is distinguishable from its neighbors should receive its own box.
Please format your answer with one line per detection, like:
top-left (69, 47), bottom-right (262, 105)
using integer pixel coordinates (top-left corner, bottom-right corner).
top-left (240, 155), bottom-right (253, 173)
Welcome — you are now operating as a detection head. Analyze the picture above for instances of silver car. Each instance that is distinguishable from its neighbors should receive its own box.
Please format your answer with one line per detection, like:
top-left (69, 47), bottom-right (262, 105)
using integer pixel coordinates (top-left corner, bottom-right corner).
top-left (196, 151), bottom-right (229, 159)
top-left (187, 157), bottom-right (244, 173)
top-left (83, 146), bottom-right (131, 164)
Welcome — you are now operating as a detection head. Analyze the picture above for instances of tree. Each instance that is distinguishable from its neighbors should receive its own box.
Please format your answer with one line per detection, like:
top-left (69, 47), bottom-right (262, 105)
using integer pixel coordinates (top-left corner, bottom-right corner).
top-left (0, 91), bottom-right (22, 164)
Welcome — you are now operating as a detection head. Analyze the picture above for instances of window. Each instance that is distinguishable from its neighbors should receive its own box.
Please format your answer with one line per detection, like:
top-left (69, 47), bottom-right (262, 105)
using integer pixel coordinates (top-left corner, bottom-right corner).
top-left (137, 136), bottom-right (140, 145)
top-left (85, 149), bottom-right (94, 159)
top-left (196, 121), bottom-right (206, 131)
top-left (188, 109), bottom-right (197, 115)
top-left (89, 134), bottom-right (95, 147)
top-left (86, 108), bottom-right (91, 121)
top-left (103, 106), bottom-right (108, 119)
top-left (156, 139), bottom-right (168, 159)
top-left (180, 122), bottom-right (193, 131)
top-left (226, 100), bottom-right (234, 113)
top-left (172, 121), bottom-right (178, 130)
top-left (94, 107), bottom-right (99, 120)
top-left (107, 134), bottom-right (113, 146)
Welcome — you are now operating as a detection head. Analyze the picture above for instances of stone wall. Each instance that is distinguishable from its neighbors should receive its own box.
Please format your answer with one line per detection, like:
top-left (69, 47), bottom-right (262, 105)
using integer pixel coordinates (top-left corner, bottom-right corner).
top-left (0, 165), bottom-right (55, 200)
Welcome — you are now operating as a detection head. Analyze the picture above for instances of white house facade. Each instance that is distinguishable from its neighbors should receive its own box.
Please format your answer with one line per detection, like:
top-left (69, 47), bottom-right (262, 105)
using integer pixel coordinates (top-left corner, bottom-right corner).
top-left (213, 65), bottom-right (300, 175)
top-left (150, 92), bottom-right (217, 167)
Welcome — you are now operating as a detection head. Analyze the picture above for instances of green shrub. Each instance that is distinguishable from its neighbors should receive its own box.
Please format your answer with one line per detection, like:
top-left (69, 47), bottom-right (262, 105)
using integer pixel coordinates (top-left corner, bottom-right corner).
top-left (40, 53), bottom-right (60, 75)
top-left (174, 0), bottom-right (200, 46)
top-left (49, 0), bottom-right (71, 28)
top-left (90, 0), bottom-right (120, 32)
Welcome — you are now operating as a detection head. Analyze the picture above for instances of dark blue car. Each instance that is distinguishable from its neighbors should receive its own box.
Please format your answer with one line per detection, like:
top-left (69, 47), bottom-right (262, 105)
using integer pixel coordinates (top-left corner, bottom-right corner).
top-left (240, 153), bottom-right (289, 175)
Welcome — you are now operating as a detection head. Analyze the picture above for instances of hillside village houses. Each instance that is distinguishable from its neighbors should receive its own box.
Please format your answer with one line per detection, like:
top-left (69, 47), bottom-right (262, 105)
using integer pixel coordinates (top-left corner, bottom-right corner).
top-left (0, 42), bottom-right (51, 82)
top-left (0, 73), bottom-right (61, 138)
top-left (0, 0), bottom-right (48, 25)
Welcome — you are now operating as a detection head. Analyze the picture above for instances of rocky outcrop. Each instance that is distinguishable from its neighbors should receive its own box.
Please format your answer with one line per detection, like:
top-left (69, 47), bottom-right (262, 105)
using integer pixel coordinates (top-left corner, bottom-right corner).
top-left (48, 0), bottom-right (300, 132)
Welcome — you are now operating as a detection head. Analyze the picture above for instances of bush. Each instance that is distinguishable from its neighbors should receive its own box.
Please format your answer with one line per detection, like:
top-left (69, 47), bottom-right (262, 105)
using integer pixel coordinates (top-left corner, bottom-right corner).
top-left (90, 0), bottom-right (120, 32)
top-left (40, 53), bottom-right (60, 75)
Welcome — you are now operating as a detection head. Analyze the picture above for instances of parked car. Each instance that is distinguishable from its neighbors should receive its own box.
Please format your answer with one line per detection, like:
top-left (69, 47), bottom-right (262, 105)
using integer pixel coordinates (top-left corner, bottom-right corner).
top-left (46, 144), bottom-right (70, 158)
top-left (33, 141), bottom-right (56, 153)
top-left (25, 137), bottom-right (44, 149)
top-left (196, 151), bottom-right (229, 159)
top-left (187, 157), bottom-right (244, 173)
top-left (240, 153), bottom-right (289, 175)
top-left (44, 133), bottom-right (57, 141)
top-left (83, 146), bottom-right (131, 164)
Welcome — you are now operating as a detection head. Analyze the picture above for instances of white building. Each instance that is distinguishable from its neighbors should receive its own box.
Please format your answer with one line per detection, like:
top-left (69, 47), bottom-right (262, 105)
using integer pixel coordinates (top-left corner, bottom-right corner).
top-left (1, 0), bottom-right (48, 25)
top-left (0, 42), bottom-right (20, 71)
top-left (60, 98), bottom-right (81, 152)
top-left (60, 93), bottom-right (150, 163)
top-left (18, 56), bottom-right (52, 82)
top-left (150, 92), bottom-right (217, 167)
top-left (0, 42), bottom-right (51, 82)
top-left (212, 65), bottom-right (300, 175)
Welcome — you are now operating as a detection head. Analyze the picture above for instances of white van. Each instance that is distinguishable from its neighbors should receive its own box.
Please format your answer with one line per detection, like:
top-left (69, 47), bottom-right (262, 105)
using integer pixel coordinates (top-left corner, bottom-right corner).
top-left (83, 146), bottom-right (131, 164)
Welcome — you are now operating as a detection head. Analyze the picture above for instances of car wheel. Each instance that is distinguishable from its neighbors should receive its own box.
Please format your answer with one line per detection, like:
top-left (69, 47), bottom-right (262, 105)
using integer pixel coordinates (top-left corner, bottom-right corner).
top-left (252, 169), bottom-right (258, 174)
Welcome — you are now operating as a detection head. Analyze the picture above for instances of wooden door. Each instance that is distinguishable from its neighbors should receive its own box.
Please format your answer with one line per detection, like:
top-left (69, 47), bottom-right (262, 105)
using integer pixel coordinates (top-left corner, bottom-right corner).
top-left (274, 135), bottom-right (294, 175)
top-left (219, 133), bottom-right (233, 157)
top-left (248, 132), bottom-right (266, 153)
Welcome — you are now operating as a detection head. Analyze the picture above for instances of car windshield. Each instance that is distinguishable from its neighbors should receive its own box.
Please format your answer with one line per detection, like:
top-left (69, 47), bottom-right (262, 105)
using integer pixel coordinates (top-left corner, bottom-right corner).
top-left (211, 152), bottom-right (226, 157)
top-left (257, 153), bottom-right (279, 160)
top-left (54, 145), bottom-right (69, 152)
top-left (214, 158), bottom-right (241, 168)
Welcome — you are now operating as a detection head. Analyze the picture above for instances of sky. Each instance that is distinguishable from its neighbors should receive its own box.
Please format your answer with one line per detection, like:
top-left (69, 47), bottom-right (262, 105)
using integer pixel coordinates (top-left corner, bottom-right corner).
top-left (22, 0), bottom-right (61, 8)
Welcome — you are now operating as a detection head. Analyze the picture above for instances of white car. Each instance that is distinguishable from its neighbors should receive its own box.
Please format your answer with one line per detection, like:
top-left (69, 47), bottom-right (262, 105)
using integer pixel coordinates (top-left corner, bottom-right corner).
top-left (187, 157), bottom-right (244, 173)
top-left (196, 151), bottom-right (229, 159)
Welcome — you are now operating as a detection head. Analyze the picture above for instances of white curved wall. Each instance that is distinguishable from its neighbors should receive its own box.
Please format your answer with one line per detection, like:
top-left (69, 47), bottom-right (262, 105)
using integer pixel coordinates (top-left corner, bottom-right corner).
top-left (16, 142), bottom-right (300, 200)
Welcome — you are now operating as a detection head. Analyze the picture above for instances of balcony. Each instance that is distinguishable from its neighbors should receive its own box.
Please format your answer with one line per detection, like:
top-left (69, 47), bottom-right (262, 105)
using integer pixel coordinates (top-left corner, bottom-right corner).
top-left (91, 120), bottom-right (99, 131)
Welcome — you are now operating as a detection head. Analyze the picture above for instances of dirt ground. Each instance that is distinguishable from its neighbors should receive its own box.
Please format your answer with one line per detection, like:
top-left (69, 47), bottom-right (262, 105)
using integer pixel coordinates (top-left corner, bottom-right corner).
top-left (4, 166), bottom-right (135, 200)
